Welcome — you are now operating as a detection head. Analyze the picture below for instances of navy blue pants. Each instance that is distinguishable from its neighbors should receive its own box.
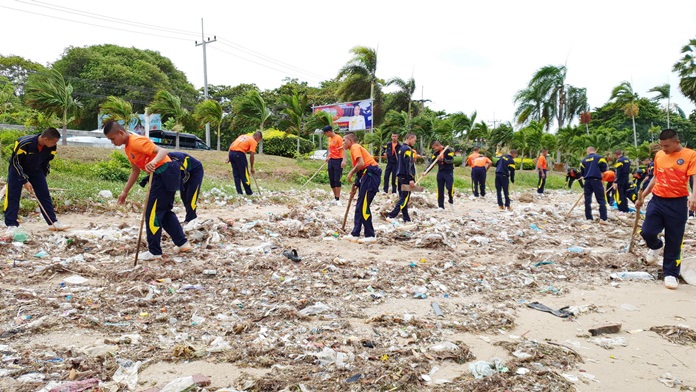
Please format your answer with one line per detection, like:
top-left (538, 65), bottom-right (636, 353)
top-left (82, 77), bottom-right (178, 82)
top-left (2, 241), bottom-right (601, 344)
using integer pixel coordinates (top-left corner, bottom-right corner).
top-left (389, 178), bottom-right (412, 222)
top-left (537, 169), bottom-right (547, 193)
top-left (437, 170), bottom-right (454, 208)
top-left (495, 173), bottom-right (511, 207)
top-left (471, 167), bottom-right (486, 197)
top-left (584, 178), bottom-right (607, 221)
top-left (327, 158), bottom-right (343, 188)
top-left (181, 166), bottom-right (203, 222)
top-left (616, 180), bottom-right (629, 212)
top-left (641, 195), bottom-right (687, 278)
top-left (4, 168), bottom-right (56, 227)
top-left (352, 165), bottom-right (381, 237)
top-left (605, 182), bottom-right (615, 205)
top-left (228, 151), bottom-right (252, 195)
top-left (567, 177), bottom-right (584, 189)
top-left (383, 161), bottom-right (397, 193)
top-left (146, 162), bottom-right (188, 255)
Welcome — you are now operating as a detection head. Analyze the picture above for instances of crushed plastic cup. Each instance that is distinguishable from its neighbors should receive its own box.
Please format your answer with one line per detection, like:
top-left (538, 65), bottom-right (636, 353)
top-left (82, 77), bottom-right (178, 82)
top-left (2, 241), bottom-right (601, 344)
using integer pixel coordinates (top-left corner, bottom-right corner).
top-left (567, 246), bottom-right (584, 253)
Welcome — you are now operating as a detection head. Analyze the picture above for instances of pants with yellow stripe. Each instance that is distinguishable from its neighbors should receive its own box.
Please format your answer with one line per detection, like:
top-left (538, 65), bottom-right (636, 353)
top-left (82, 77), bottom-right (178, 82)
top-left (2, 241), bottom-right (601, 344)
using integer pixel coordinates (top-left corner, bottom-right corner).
top-left (180, 166), bottom-right (204, 222)
top-left (146, 162), bottom-right (188, 256)
top-left (351, 165), bottom-right (382, 238)
top-left (4, 168), bottom-right (56, 227)
top-left (389, 177), bottom-right (412, 222)
top-left (228, 151), bottom-right (253, 195)
top-left (641, 195), bottom-right (687, 278)
top-left (436, 170), bottom-right (454, 208)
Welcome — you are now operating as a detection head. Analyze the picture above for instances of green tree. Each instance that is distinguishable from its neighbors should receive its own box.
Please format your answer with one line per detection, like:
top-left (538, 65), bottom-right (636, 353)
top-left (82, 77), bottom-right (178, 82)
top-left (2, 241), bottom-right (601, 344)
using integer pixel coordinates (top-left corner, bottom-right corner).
top-left (648, 83), bottom-right (672, 128)
top-left (385, 76), bottom-right (416, 120)
top-left (149, 90), bottom-right (187, 149)
top-left (0, 55), bottom-right (46, 95)
top-left (279, 90), bottom-right (309, 155)
top-left (100, 96), bottom-right (137, 130)
top-left (336, 46), bottom-right (384, 125)
top-left (673, 38), bottom-right (696, 105)
top-left (610, 81), bottom-right (639, 147)
top-left (24, 69), bottom-right (82, 144)
top-left (489, 122), bottom-right (514, 150)
top-left (194, 99), bottom-right (223, 150)
top-left (53, 44), bottom-right (197, 130)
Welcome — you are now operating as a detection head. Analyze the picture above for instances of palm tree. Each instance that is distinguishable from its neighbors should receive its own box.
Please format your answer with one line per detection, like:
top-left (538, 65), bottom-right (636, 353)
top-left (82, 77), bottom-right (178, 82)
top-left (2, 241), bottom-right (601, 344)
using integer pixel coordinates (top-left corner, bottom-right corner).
top-left (100, 96), bottom-right (137, 131)
top-left (24, 68), bottom-right (81, 145)
top-left (449, 111), bottom-right (476, 141)
top-left (280, 90), bottom-right (308, 155)
top-left (236, 90), bottom-right (271, 132)
top-left (194, 99), bottom-right (223, 150)
top-left (648, 83), bottom-right (671, 128)
top-left (149, 90), bottom-right (187, 149)
top-left (336, 46), bottom-right (383, 125)
top-left (529, 65), bottom-right (568, 130)
top-left (610, 81), bottom-right (639, 148)
top-left (563, 86), bottom-right (588, 127)
top-left (672, 38), bottom-right (696, 104)
top-left (514, 83), bottom-right (550, 127)
top-left (489, 122), bottom-right (514, 150)
top-left (386, 76), bottom-right (416, 122)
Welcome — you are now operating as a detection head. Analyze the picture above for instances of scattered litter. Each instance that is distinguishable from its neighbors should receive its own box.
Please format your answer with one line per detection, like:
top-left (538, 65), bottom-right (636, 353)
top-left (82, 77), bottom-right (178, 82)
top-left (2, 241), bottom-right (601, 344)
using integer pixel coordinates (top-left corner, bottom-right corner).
top-left (526, 302), bottom-right (572, 318)
top-left (469, 358), bottom-right (508, 379)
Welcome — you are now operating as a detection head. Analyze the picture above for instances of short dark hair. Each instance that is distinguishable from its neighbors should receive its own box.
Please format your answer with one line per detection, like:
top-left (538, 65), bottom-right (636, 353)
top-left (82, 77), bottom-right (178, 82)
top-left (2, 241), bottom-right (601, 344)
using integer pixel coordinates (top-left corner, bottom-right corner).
top-left (253, 131), bottom-right (263, 140)
top-left (614, 150), bottom-right (622, 155)
top-left (405, 132), bottom-right (416, 139)
top-left (41, 127), bottom-right (60, 140)
top-left (659, 129), bottom-right (679, 141)
top-left (103, 120), bottom-right (125, 135)
top-left (432, 140), bottom-right (442, 147)
top-left (322, 125), bottom-right (333, 133)
top-left (510, 149), bottom-right (518, 154)
top-left (344, 132), bottom-right (357, 142)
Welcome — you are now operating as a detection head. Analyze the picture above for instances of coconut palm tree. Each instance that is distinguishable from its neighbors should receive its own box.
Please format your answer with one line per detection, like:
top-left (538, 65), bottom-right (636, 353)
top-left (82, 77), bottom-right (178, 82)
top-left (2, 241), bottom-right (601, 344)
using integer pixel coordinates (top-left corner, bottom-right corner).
top-left (236, 90), bottom-right (271, 132)
top-left (100, 96), bottom-right (137, 131)
top-left (385, 76), bottom-right (416, 121)
top-left (563, 86), bottom-right (588, 127)
top-left (336, 46), bottom-right (383, 125)
top-left (672, 38), bottom-right (696, 104)
top-left (280, 90), bottom-right (308, 155)
top-left (24, 68), bottom-right (81, 145)
top-left (610, 81), bottom-right (639, 148)
top-left (648, 83), bottom-right (671, 128)
top-left (149, 90), bottom-right (187, 149)
top-left (194, 99), bottom-right (223, 150)
top-left (489, 122), bottom-right (514, 150)
top-left (449, 111), bottom-right (476, 141)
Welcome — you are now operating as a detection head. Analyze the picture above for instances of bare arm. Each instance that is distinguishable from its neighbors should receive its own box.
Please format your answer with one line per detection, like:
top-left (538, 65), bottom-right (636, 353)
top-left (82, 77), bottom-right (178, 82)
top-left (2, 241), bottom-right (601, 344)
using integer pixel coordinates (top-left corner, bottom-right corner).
top-left (346, 157), bottom-right (364, 183)
top-left (118, 164), bottom-right (142, 204)
top-left (249, 152), bottom-right (255, 174)
top-left (145, 145), bottom-right (169, 173)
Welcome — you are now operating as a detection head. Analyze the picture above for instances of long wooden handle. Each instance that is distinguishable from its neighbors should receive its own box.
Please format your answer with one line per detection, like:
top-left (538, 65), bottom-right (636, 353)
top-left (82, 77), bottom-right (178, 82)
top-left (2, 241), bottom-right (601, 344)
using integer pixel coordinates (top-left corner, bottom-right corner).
top-left (341, 185), bottom-right (358, 231)
top-left (135, 172), bottom-right (154, 266)
top-left (300, 162), bottom-right (327, 190)
top-left (566, 193), bottom-right (584, 217)
top-left (417, 145), bottom-right (450, 185)
top-left (628, 194), bottom-right (644, 253)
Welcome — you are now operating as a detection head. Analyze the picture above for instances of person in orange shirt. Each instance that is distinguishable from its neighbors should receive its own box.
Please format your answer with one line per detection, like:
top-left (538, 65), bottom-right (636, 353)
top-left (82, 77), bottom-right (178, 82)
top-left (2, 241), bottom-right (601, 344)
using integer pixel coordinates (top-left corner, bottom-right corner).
top-left (103, 121), bottom-right (191, 260)
top-left (471, 154), bottom-right (492, 197)
top-left (466, 147), bottom-right (480, 167)
top-left (323, 125), bottom-right (346, 205)
top-left (602, 169), bottom-right (616, 205)
top-left (343, 133), bottom-right (382, 243)
top-left (226, 131), bottom-right (262, 195)
top-left (536, 149), bottom-right (548, 194)
top-left (636, 129), bottom-right (696, 289)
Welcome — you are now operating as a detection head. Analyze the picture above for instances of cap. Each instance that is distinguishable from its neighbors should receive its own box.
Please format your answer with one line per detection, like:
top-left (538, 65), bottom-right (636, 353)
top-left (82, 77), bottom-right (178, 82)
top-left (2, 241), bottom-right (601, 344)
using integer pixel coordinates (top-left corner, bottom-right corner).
top-left (322, 125), bottom-right (333, 132)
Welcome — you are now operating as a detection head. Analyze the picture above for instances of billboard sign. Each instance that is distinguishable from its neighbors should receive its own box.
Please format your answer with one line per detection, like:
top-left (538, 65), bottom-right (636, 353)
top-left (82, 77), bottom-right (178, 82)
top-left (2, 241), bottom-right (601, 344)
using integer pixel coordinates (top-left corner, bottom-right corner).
top-left (313, 99), bottom-right (373, 131)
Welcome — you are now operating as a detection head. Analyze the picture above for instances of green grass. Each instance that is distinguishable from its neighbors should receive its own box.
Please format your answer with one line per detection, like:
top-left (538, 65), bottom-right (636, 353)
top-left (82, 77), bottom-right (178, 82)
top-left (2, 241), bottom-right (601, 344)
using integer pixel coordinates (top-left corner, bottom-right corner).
top-left (0, 145), bottom-right (575, 215)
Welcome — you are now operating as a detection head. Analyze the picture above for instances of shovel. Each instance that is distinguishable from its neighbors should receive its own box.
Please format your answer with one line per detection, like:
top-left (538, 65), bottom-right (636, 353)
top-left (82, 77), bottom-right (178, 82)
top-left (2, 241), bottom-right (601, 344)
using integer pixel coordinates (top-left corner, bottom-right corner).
top-left (627, 193), bottom-right (644, 254)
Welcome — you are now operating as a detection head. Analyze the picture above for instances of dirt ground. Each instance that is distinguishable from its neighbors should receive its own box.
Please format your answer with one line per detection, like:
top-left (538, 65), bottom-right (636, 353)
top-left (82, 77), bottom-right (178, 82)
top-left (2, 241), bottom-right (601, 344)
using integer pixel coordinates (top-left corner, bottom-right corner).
top-left (1, 185), bottom-right (696, 391)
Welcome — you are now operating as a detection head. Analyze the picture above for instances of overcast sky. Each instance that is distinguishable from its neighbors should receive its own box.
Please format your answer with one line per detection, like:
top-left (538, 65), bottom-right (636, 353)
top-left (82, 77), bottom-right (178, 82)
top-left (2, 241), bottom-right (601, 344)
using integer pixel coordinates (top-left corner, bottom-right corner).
top-left (2, 0), bottom-right (696, 129)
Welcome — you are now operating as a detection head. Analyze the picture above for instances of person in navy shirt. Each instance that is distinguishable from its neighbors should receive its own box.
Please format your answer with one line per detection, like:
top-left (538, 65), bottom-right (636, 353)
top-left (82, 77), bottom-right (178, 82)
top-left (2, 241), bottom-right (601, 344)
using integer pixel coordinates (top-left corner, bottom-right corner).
top-left (382, 133), bottom-right (400, 193)
top-left (495, 149), bottom-right (517, 211)
top-left (612, 150), bottom-right (631, 212)
top-left (580, 146), bottom-right (608, 221)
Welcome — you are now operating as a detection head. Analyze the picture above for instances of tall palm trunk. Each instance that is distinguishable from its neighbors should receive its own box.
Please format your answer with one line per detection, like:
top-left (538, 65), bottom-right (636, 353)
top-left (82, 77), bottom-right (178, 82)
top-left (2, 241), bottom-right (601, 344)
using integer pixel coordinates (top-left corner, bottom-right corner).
top-left (631, 115), bottom-right (637, 148)
top-left (62, 110), bottom-right (68, 146)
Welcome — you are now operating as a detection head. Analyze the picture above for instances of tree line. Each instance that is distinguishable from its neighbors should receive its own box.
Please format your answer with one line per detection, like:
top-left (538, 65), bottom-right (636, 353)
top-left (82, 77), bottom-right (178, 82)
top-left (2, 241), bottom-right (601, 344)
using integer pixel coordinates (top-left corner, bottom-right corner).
top-left (2, 39), bottom-right (696, 166)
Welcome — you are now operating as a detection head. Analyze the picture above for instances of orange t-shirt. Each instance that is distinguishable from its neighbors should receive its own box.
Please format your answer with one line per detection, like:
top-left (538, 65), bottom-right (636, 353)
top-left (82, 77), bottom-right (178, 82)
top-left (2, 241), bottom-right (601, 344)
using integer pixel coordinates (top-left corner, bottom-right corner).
top-left (602, 170), bottom-right (615, 182)
top-left (473, 156), bottom-right (491, 167)
top-left (328, 134), bottom-right (343, 159)
top-left (125, 134), bottom-right (170, 171)
top-left (349, 143), bottom-right (377, 168)
top-left (652, 148), bottom-right (696, 198)
top-left (229, 135), bottom-right (258, 153)
top-left (537, 154), bottom-right (548, 170)
top-left (467, 152), bottom-right (480, 167)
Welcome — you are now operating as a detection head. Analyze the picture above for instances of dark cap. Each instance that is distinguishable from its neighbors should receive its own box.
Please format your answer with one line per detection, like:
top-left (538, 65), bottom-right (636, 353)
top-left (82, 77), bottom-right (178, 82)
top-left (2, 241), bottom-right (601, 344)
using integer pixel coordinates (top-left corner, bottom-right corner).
top-left (322, 125), bottom-right (333, 132)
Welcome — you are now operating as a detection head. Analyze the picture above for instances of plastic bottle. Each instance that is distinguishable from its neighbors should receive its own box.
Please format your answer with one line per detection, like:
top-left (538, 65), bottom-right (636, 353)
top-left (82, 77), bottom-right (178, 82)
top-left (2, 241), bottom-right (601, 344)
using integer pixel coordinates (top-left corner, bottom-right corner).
top-left (610, 271), bottom-right (654, 281)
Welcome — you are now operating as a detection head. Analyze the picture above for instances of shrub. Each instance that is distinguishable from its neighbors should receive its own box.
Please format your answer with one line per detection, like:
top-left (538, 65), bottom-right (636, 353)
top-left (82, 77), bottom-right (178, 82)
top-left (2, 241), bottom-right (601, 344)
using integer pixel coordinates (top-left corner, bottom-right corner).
top-left (0, 129), bottom-right (32, 160)
top-left (92, 151), bottom-right (131, 182)
top-left (261, 129), bottom-right (314, 158)
top-left (491, 157), bottom-right (536, 170)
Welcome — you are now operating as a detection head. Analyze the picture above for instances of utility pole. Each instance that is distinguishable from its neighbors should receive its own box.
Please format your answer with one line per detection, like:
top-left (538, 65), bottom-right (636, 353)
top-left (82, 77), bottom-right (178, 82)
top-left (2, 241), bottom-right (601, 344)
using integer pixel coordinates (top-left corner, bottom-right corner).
top-left (195, 18), bottom-right (216, 147)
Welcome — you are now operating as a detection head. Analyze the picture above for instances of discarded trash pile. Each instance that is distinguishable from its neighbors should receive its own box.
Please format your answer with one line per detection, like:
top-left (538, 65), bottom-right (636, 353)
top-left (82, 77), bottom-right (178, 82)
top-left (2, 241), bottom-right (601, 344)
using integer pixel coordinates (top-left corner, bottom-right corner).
top-left (1, 188), bottom-right (695, 391)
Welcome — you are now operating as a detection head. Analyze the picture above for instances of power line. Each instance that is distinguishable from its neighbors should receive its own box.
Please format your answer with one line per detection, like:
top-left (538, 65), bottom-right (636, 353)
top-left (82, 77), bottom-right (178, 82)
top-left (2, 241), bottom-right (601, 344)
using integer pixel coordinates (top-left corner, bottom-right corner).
top-left (209, 46), bottom-right (323, 84)
top-left (0, 4), bottom-right (191, 41)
